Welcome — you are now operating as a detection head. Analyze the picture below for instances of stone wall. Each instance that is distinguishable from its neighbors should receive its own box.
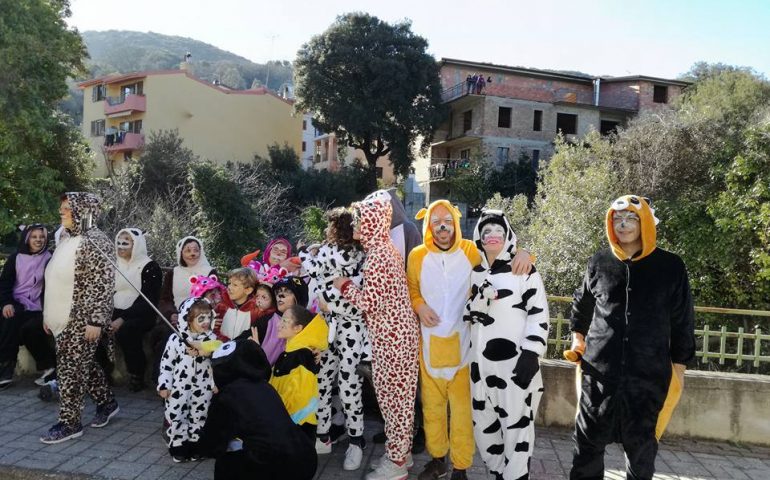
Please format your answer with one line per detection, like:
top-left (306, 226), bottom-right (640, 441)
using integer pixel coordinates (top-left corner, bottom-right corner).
top-left (537, 359), bottom-right (770, 446)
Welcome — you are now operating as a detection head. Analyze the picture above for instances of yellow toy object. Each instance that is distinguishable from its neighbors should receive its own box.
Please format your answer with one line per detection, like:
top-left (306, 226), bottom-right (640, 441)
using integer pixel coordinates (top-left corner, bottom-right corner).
top-left (563, 344), bottom-right (585, 363)
top-left (199, 340), bottom-right (223, 354)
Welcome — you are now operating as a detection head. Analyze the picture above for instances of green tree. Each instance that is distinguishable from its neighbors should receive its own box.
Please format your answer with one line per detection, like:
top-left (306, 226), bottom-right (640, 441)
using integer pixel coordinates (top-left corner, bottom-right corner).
top-left (294, 13), bottom-right (446, 187)
top-left (299, 205), bottom-right (328, 244)
top-left (528, 133), bottom-right (623, 296)
top-left (0, 0), bottom-right (90, 233)
top-left (707, 121), bottom-right (770, 308)
top-left (189, 162), bottom-right (264, 269)
top-left (138, 129), bottom-right (197, 196)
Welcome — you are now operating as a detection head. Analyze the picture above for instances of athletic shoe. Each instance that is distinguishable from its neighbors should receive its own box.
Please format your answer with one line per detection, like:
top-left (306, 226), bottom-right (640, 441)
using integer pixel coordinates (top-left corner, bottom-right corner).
top-left (38, 379), bottom-right (59, 401)
top-left (34, 367), bottom-right (56, 386)
top-left (40, 422), bottom-right (83, 444)
top-left (343, 443), bottom-right (364, 471)
top-left (171, 455), bottom-right (187, 463)
top-left (417, 457), bottom-right (448, 480)
top-left (366, 455), bottom-right (409, 480)
top-left (372, 452), bottom-right (413, 470)
top-left (90, 399), bottom-right (119, 428)
top-left (450, 469), bottom-right (468, 480)
top-left (315, 436), bottom-right (332, 454)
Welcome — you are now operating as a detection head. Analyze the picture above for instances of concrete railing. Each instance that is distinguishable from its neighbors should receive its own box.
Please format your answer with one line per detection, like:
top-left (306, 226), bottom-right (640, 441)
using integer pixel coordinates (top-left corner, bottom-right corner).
top-left (537, 359), bottom-right (770, 446)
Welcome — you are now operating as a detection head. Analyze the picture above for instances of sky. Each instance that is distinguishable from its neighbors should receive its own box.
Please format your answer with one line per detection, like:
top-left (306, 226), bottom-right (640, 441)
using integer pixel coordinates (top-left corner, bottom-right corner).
top-left (68, 0), bottom-right (770, 79)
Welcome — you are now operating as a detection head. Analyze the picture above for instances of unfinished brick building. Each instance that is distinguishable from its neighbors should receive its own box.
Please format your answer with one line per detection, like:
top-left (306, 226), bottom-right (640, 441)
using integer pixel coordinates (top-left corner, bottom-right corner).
top-left (415, 58), bottom-right (690, 204)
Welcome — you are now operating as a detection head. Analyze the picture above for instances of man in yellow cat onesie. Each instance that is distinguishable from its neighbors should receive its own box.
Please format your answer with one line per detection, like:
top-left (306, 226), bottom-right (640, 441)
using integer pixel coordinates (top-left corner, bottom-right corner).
top-left (407, 200), bottom-right (530, 480)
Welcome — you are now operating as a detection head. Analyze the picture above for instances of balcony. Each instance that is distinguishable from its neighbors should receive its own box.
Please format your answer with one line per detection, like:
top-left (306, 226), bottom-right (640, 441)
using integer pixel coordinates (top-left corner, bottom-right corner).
top-left (429, 158), bottom-right (472, 181)
top-left (104, 132), bottom-right (144, 153)
top-left (104, 94), bottom-right (146, 116)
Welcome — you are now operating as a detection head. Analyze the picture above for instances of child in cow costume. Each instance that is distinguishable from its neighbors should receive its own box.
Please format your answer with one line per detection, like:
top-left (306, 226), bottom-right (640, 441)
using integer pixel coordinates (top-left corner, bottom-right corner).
top-left (158, 297), bottom-right (217, 462)
top-left (464, 210), bottom-right (549, 480)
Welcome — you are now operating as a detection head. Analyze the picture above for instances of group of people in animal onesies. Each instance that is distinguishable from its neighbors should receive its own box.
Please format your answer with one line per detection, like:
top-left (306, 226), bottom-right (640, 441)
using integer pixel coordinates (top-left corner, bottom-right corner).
top-left (0, 189), bottom-right (695, 480)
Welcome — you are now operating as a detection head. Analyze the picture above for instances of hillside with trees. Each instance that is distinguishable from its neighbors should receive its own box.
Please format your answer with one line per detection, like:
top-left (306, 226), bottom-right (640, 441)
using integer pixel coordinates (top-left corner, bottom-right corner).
top-left (61, 30), bottom-right (293, 123)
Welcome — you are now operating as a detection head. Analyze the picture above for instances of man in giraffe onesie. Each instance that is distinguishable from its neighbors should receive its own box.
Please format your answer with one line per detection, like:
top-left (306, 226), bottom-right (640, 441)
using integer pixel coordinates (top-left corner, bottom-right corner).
top-left (407, 200), bottom-right (530, 480)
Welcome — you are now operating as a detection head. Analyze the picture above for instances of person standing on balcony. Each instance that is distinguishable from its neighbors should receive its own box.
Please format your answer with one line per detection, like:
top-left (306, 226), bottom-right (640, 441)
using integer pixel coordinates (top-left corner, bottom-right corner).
top-left (465, 74), bottom-right (473, 95)
top-left (567, 195), bottom-right (695, 480)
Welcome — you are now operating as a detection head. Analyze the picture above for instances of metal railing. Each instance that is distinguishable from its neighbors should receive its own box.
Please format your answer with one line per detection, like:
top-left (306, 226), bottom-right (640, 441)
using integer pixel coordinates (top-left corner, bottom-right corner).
top-left (441, 82), bottom-right (467, 102)
top-left (545, 296), bottom-right (770, 371)
top-left (429, 158), bottom-right (472, 180)
top-left (105, 93), bottom-right (144, 106)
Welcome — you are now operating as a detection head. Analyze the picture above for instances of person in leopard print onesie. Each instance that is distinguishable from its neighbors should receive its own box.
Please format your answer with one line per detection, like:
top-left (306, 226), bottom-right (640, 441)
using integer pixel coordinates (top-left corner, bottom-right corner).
top-left (41, 193), bottom-right (118, 445)
top-left (334, 191), bottom-right (420, 480)
top-left (300, 207), bottom-right (370, 470)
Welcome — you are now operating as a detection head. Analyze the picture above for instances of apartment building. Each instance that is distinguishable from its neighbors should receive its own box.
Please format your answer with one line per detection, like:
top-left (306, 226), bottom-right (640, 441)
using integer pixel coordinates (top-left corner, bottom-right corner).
top-left (415, 58), bottom-right (690, 203)
top-left (79, 68), bottom-right (301, 177)
top-left (310, 131), bottom-right (396, 185)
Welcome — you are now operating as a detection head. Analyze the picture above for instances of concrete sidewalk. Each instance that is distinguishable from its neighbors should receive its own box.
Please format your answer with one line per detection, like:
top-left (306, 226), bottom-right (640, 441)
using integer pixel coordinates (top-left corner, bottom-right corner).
top-left (0, 378), bottom-right (768, 480)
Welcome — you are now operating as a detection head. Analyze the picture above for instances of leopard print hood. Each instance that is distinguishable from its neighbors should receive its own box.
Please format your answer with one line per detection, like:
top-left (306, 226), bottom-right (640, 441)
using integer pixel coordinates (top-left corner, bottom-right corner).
top-left (353, 191), bottom-right (393, 251)
top-left (63, 192), bottom-right (102, 237)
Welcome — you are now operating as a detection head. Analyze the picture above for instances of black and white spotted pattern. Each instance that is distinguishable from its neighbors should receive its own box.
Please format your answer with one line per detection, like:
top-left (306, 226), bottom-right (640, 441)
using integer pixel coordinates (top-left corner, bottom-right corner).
top-left (300, 244), bottom-right (370, 438)
top-left (464, 211), bottom-right (550, 479)
top-left (157, 298), bottom-right (216, 448)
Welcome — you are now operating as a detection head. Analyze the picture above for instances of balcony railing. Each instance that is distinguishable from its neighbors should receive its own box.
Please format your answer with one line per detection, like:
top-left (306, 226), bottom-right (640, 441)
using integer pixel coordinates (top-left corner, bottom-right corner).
top-left (104, 132), bottom-right (144, 152)
top-left (104, 94), bottom-right (146, 115)
top-left (441, 82), bottom-right (467, 102)
top-left (429, 158), bottom-right (472, 180)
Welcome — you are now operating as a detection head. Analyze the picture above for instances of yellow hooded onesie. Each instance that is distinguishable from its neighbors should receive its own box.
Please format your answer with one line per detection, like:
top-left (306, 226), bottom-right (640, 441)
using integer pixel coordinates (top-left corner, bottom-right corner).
top-left (269, 313), bottom-right (329, 426)
top-left (406, 200), bottom-right (478, 470)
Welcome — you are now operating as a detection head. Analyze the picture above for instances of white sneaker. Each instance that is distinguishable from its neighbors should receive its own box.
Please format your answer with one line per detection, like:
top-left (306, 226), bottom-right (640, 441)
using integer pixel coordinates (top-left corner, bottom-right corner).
top-left (35, 368), bottom-right (56, 386)
top-left (343, 443), bottom-right (363, 470)
top-left (372, 452), bottom-right (413, 470)
top-left (366, 455), bottom-right (408, 480)
top-left (315, 436), bottom-right (332, 454)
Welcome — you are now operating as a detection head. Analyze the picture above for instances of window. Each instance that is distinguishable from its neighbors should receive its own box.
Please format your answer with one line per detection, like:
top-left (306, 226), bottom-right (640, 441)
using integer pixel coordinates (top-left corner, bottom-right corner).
top-left (302, 120), bottom-right (307, 130)
top-left (90, 119), bottom-right (105, 137)
top-left (121, 81), bottom-right (144, 96)
top-left (119, 120), bottom-right (142, 134)
top-left (497, 107), bottom-right (512, 128)
top-left (653, 85), bottom-right (668, 103)
top-left (460, 149), bottom-right (470, 159)
top-left (600, 120), bottom-right (620, 136)
top-left (556, 113), bottom-right (577, 135)
top-left (92, 85), bottom-right (106, 102)
top-left (301, 141), bottom-right (306, 152)
top-left (496, 147), bottom-right (509, 165)
top-left (533, 110), bottom-right (542, 131)
top-left (531, 149), bottom-right (541, 170)
top-left (463, 110), bottom-right (473, 132)
top-left (376, 167), bottom-right (383, 179)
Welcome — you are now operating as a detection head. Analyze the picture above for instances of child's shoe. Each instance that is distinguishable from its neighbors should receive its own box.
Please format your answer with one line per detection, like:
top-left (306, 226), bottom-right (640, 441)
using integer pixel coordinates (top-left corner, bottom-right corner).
top-left (34, 367), bottom-right (56, 386)
top-left (366, 455), bottom-right (409, 480)
top-left (343, 443), bottom-right (364, 471)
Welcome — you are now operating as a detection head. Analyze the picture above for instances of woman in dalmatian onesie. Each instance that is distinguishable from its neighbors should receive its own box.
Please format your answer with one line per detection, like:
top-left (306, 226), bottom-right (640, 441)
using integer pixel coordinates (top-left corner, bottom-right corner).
top-left (157, 297), bottom-right (217, 461)
top-left (300, 207), bottom-right (370, 470)
top-left (334, 191), bottom-right (420, 480)
top-left (464, 210), bottom-right (550, 480)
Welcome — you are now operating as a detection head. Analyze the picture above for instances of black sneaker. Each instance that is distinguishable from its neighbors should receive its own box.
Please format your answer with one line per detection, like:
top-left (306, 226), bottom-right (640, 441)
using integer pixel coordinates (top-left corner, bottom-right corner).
top-left (450, 469), bottom-right (468, 480)
top-left (417, 457), bottom-right (448, 480)
top-left (34, 367), bottom-right (56, 386)
top-left (38, 380), bottom-right (59, 402)
top-left (40, 421), bottom-right (83, 444)
top-left (171, 455), bottom-right (188, 463)
top-left (90, 399), bottom-right (119, 428)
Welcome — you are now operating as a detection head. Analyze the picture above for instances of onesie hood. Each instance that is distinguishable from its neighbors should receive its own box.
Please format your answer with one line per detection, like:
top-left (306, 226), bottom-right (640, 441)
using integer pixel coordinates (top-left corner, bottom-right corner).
top-left (415, 199), bottom-right (463, 253)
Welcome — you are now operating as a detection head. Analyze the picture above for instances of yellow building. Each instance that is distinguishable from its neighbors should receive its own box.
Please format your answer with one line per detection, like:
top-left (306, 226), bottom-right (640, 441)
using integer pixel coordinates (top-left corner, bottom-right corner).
top-left (79, 69), bottom-right (302, 177)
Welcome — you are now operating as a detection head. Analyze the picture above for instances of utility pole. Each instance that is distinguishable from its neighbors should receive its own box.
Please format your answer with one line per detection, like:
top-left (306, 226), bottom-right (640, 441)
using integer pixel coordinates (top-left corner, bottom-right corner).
top-left (264, 34), bottom-right (278, 90)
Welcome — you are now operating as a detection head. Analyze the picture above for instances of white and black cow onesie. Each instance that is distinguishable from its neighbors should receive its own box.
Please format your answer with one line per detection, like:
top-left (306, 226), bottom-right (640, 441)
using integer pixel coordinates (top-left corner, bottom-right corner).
top-left (157, 297), bottom-right (216, 450)
top-left (464, 211), bottom-right (550, 480)
top-left (300, 244), bottom-right (370, 439)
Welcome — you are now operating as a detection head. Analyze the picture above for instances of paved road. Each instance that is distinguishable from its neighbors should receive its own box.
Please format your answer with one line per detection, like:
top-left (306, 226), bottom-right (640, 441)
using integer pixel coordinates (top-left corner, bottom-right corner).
top-left (0, 378), bottom-right (768, 479)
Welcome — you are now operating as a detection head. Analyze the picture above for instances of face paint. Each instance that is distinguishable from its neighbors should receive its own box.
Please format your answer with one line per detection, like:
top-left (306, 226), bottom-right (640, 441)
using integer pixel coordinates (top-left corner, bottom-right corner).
top-left (190, 312), bottom-right (213, 332)
top-left (481, 223), bottom-right (506, 246)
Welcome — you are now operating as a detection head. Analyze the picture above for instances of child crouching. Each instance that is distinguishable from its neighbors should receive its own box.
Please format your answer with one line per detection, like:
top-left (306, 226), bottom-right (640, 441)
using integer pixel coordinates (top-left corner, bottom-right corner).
top-left (269, 305), bottom-right (328, 440)
top-left (158, 297), bottom-right (217, 462)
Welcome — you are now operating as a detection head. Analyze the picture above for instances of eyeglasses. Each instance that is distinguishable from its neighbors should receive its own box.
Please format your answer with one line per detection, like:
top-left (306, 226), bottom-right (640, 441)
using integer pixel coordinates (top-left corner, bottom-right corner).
top-left (612, 213), bottom-right (640, 225)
